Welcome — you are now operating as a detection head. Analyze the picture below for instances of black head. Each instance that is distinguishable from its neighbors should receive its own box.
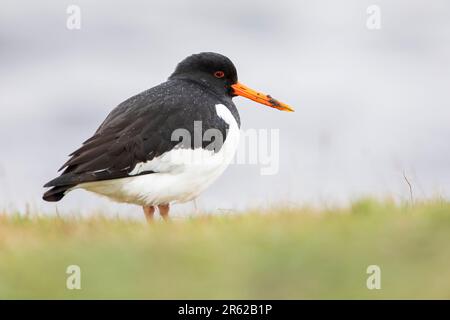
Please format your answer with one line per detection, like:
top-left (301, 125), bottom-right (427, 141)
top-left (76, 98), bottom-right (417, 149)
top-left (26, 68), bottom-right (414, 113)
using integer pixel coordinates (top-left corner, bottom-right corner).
top-left (169, 52), bottom-right (238, 97)
top-left (169, 52), bottom-right (294, 112)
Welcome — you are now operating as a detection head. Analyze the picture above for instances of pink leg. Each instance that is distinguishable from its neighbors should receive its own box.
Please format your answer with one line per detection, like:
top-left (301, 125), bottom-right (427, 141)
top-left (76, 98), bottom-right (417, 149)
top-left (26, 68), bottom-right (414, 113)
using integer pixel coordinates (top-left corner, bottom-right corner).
top-left (143, 205), bottom-right (155, 223)
top-left (158, 204), bottom-right (170, 220)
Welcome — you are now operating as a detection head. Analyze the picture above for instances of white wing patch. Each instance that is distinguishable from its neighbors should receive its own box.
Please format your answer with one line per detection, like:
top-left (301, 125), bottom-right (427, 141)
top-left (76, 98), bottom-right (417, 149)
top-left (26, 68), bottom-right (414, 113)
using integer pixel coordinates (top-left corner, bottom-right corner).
top-left (215, 104), bottom-right (235, 125)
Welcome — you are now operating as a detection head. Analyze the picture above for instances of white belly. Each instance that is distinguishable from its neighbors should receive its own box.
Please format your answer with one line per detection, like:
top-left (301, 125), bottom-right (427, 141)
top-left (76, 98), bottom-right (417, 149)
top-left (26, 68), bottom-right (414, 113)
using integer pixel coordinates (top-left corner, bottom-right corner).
top-left (77, 104), bottom-right (240, 206)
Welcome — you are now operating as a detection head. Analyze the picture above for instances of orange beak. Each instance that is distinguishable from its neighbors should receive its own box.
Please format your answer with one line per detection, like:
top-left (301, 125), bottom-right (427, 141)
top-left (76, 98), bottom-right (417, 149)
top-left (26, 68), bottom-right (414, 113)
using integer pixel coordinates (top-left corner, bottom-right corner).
top-left (231, 82), bottom-right (294, 112)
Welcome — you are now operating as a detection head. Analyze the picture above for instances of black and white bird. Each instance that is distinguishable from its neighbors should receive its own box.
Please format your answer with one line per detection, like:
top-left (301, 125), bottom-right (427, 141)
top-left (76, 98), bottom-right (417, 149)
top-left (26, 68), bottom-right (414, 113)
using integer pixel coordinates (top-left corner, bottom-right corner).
top-left (43, 52), bottom-right (293, 220)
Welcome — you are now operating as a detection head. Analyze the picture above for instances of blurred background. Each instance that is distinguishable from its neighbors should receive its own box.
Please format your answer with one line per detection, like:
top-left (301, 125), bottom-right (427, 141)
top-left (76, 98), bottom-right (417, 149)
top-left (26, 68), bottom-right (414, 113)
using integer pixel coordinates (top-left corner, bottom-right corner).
top-left (1, 0), bottom-right (449, 218)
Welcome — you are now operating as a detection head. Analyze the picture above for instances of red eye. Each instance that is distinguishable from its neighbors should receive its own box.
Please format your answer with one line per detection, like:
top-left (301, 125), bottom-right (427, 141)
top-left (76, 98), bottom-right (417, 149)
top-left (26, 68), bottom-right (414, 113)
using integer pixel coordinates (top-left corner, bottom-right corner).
top-left (214, 71), bottom-right (225, 78)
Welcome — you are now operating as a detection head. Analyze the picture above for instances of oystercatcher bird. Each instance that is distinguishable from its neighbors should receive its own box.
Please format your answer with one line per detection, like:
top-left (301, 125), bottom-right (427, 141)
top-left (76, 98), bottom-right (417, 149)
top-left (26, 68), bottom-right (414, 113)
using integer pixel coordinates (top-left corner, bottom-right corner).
top-left (43, 52), bottom-right (293, 220)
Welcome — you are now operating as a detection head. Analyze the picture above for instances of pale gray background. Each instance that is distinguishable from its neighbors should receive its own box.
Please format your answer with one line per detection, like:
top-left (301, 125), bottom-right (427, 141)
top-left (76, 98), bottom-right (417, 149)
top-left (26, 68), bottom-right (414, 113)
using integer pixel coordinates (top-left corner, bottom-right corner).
top-left (1, 0), bottom-right (449, 218)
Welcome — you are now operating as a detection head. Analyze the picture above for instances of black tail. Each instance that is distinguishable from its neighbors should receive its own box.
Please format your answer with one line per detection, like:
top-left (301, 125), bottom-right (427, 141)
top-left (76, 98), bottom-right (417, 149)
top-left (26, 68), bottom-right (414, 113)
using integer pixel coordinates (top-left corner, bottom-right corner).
top-left (43, 185), bottom-right (73, 202)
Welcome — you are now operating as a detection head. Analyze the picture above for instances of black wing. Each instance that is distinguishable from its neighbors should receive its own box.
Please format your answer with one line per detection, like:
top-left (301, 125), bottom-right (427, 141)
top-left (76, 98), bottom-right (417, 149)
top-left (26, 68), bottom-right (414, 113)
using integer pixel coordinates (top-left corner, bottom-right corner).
top-left (43, 80), bottom-right (232, 201)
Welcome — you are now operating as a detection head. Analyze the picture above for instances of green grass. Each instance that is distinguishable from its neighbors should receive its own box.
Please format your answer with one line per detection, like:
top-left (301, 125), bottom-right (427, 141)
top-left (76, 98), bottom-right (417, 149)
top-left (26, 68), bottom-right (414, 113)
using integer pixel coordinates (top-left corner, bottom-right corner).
top-left (0, 199), bottom-right (449, 299)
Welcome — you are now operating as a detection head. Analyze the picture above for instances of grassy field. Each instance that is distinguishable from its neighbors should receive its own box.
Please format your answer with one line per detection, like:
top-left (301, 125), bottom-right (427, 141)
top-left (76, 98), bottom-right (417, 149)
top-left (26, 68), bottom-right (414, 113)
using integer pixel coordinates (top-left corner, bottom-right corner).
top-left (0, 199), bottom-right (449, 299)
